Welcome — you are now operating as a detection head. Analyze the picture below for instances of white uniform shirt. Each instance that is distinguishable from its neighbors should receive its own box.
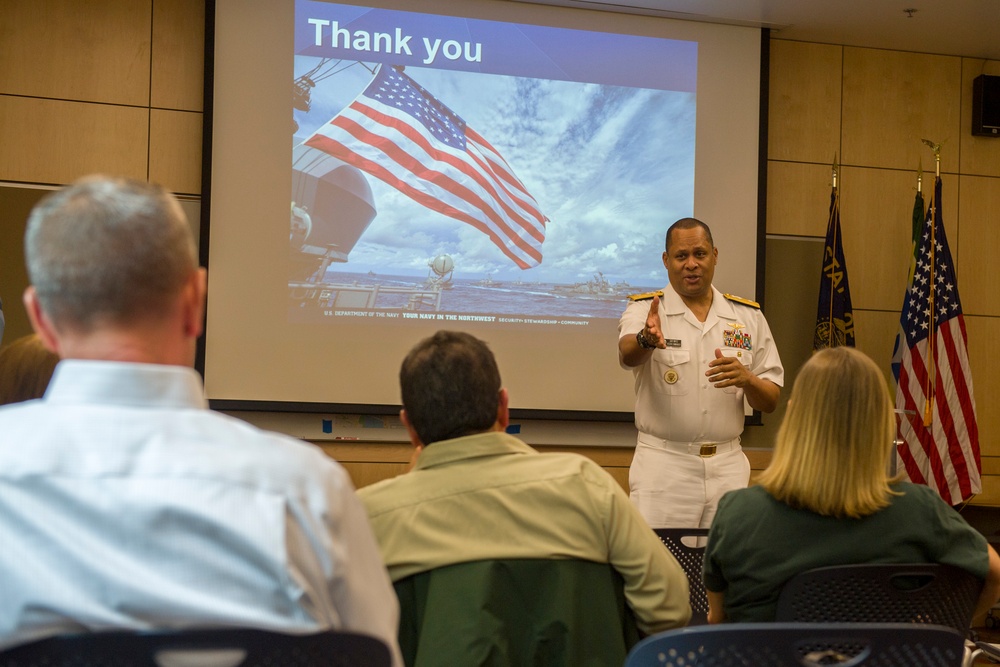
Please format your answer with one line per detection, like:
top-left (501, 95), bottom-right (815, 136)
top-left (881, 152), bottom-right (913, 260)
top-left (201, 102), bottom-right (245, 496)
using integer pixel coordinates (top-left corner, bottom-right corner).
top-left (618, 285), bottom-right (784, 443)
top-left (0, 360), bottom-right (400, 664)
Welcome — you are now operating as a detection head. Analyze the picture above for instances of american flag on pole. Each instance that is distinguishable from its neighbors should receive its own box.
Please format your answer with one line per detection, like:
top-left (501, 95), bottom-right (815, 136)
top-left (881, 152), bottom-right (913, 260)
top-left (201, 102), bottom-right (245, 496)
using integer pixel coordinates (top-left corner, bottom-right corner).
top-left (893, 176), bottom-right (981, 505)
top-left (890, 183), bottom-right (925, 384)
top-left (304, 65), bottom-right (547, 269)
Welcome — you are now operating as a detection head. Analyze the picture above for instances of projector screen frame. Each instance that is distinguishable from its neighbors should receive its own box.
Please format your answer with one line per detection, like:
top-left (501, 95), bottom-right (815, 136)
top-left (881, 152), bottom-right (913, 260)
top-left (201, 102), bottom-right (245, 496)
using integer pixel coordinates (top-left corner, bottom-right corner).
top-left (196, 0), bottom-right (771, 423)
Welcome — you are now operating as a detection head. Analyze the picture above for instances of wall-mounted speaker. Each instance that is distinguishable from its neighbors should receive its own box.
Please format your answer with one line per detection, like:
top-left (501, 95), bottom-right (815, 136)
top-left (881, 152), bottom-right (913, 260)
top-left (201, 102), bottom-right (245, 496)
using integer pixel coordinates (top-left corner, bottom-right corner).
top-left (972, 74), bottom-right (1000, 137)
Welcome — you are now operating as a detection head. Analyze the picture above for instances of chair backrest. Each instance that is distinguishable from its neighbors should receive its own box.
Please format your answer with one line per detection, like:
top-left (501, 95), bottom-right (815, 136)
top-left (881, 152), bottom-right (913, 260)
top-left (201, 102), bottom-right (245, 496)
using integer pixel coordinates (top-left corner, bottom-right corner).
top-left (393, 558), bottom-right (640, 667)
top-left (774, 563), bottom-right (983, 633)
top-left (0, 628), bottom-right (391, 667)
top-left (653, 528), bottom-right (710, 625)
top-left (624, 622), bottom-right (966, 667)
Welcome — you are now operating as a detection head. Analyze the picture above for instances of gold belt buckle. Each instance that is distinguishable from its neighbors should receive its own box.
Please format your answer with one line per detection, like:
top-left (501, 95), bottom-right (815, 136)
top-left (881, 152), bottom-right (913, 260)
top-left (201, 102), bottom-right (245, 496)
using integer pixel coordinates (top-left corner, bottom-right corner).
top-left (699, 444), bottom-right (717, 458)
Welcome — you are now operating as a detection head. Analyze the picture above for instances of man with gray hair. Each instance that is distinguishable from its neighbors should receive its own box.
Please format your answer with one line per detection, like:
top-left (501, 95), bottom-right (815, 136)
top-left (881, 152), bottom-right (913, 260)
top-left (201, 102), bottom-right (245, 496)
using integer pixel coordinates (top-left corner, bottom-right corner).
top-left (0, 175), bottom-right (401, 661)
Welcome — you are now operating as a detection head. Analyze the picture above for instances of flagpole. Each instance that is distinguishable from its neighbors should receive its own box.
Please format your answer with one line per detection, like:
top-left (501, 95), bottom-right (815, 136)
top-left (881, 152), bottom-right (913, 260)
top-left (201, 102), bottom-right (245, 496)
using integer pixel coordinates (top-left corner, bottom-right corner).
top-left (827, 158), bottom-right (838, 342)
top-left (923, 147), bottom-right (941, 427)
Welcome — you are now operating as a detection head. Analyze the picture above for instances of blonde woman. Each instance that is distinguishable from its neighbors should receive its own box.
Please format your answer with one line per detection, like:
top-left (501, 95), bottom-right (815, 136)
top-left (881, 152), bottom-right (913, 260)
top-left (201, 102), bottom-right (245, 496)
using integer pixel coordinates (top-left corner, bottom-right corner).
top-left (703, 346), bottom-right (1000, 623)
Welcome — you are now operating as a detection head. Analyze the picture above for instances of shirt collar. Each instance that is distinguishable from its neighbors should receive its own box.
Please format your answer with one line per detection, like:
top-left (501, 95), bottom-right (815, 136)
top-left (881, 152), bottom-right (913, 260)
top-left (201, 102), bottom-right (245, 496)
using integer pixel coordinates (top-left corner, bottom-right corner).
top-left (414, 431), bottom-right (536, 470)
top-left (44, 360), bottom-right (208, 409)
top-left (663, 284), bottom-right (734, 318)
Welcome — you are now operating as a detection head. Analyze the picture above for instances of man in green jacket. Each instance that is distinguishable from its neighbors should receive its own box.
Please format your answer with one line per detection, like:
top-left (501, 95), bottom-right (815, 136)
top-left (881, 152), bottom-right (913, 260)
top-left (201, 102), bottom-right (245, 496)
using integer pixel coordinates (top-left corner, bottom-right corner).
top-left (359, 330), bottom-right (690, 665)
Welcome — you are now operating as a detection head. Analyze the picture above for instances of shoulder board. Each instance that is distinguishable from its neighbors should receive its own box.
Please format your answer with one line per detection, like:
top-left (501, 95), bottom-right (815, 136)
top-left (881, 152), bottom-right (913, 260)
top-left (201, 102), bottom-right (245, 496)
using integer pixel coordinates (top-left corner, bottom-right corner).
top-left (723, 293), bottom-right (760, 309)
top-left (627, 290), bottom-right (664, 302)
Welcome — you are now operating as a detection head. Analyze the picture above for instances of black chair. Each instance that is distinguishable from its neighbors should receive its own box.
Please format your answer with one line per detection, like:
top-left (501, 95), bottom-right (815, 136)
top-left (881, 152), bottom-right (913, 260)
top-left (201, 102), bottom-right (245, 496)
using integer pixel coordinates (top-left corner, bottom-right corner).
top-left (653, 528), bottom-right (710, 625)
top-left (973, 640), bottom-right (1000, 661)
top-left (0, 628), bottom-right (392, 667)
top-left (624, 622), bottom-right (967, 667)
top-left (774, 563), bottom-right (983, 635)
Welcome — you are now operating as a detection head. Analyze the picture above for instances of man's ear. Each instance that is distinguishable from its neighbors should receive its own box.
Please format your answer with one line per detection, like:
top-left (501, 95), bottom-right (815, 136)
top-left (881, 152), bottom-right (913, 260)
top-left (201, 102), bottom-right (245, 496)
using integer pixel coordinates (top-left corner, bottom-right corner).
top-left (400, 409), bottom-right (424, 448)
top-left (182, 268), bottom-right (207, 339)
top-left (496, 388), bottom-right (510, 431)
top-left (23, 287), bottom-right (60, 355)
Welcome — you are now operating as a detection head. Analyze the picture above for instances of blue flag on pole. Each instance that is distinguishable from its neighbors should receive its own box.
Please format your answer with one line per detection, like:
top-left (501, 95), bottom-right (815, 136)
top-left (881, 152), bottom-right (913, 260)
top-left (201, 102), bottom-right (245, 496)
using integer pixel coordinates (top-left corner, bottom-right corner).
top-left (813, 186), bottom-right (855, 349)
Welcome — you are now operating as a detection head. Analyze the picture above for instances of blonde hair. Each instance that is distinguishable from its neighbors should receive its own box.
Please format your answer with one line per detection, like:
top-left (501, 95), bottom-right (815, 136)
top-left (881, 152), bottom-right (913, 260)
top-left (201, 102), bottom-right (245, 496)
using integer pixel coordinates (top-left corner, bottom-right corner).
top-left (0, 334), bottom-right (59, 405)
top-left (758, 347), bottom-right (898, 518)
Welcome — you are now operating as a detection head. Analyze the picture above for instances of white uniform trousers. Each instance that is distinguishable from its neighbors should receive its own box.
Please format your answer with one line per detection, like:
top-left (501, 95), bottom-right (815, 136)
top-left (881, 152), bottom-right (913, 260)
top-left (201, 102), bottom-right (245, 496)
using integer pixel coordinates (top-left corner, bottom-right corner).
top-left (628, 432), bottom-right (750, 529)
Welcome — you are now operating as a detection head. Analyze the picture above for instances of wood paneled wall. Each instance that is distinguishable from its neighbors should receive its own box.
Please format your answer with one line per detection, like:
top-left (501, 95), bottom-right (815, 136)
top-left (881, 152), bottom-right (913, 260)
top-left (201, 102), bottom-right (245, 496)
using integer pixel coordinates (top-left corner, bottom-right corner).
top-left (768, 40), bottom-right (1000, 505)
top-left (0, 0), bottom-right (204, 341)
top-left (0, 0), bottom-right (204, 192)
top-left (2, 2), bottom-right (1000, 503)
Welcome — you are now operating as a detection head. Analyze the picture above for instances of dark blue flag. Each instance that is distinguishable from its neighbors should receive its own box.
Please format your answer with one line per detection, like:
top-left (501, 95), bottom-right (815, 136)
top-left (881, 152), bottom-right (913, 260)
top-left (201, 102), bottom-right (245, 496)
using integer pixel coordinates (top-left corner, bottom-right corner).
top-left (813, 187), bottom-right (855, 349)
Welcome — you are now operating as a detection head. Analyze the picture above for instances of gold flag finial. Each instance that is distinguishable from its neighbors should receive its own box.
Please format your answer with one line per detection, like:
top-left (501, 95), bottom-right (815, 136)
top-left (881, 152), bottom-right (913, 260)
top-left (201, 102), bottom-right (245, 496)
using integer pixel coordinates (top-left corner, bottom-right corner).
top-left (917, 158), bottom-right (922, 193)
top-left (920, 138), bottom-right (942, 154)
top-left (921, 138), bottom-right (945, 177)
top-left (832, 154), bottom-right (838, 189)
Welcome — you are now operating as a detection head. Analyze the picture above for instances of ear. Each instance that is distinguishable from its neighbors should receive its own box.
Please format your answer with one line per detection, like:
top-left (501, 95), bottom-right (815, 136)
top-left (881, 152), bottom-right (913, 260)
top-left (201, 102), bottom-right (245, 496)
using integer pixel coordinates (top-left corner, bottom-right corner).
top-left (496, 388), bottom-right (510, 431)
top-left (661, 251), bottom-right (670, 270)
top-left (182, 268), bottom-right (207, 339)
top-left (23, 287), bottom-right (60, 355)
top-left (400, 409), bottom-right (424, 448)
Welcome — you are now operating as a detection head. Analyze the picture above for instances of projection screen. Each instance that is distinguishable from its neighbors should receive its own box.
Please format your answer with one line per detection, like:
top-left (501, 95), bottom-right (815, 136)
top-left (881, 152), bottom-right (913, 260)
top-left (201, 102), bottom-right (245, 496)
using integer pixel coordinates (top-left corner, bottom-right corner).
top-left (201, 0), bottom-right (765, 416)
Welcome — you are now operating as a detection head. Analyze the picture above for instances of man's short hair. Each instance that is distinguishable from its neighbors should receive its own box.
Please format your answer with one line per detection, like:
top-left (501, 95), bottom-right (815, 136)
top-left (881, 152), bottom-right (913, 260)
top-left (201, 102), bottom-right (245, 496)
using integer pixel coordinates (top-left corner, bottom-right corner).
top-left (664, 217), bottom-right (714, 252)
top-left (24, 175), bottom-right (197, 332)
top-left (399, 331), bottom-right (502, 445)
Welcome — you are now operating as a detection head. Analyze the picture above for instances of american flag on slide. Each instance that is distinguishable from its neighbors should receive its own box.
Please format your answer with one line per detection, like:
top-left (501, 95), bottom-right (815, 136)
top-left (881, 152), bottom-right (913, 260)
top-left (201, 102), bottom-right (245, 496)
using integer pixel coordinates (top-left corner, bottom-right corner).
top-left (304, 65), bottom-right (547, 269)
top-left (893, 176), bottom-right (980, 505)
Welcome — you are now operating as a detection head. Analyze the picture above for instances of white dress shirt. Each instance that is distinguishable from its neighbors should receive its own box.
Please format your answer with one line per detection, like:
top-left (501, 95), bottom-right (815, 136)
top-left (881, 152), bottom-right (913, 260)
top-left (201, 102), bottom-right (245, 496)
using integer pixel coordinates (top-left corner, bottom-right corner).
top-left (619, 284), bottom-right (784, 443)
top-left (0, 360), bottom-right (400, 663)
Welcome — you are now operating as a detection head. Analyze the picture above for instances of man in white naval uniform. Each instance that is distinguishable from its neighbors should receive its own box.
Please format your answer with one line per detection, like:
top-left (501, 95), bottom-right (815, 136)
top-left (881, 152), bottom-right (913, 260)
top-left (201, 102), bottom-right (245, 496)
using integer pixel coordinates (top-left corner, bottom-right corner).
top-left (618, 218), bottom-right (783, 529)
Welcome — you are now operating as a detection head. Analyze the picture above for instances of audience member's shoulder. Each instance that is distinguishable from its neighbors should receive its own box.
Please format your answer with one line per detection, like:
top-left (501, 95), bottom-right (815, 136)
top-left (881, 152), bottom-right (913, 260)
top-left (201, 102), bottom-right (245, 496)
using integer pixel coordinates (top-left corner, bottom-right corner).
top-left (535, 449), bottom-right (606, 475)
top-left (356, 475), bottom-right (391, 505)
top-left (0, 397), bottom-right (47, 422)
top-left (206, 411), bottom-right (350, 481)
top-left (356, 467), bottom-right (430, 518)
top-left (717, 484), bottom-right (770, 513)
top-left (205, 409), bottom-right (305, 446)
top-left (886, 482), bottom-right (978, 529)
top-left (532, 450), bottom-right (631, 494)
top-left (891, 481), bottom-right (950, 505)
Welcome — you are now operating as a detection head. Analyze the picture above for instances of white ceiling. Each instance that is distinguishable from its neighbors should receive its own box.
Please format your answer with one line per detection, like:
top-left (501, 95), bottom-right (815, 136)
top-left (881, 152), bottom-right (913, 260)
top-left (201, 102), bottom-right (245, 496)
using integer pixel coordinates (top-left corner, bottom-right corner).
top-left (513, 0), bottom-right (1000, 61)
